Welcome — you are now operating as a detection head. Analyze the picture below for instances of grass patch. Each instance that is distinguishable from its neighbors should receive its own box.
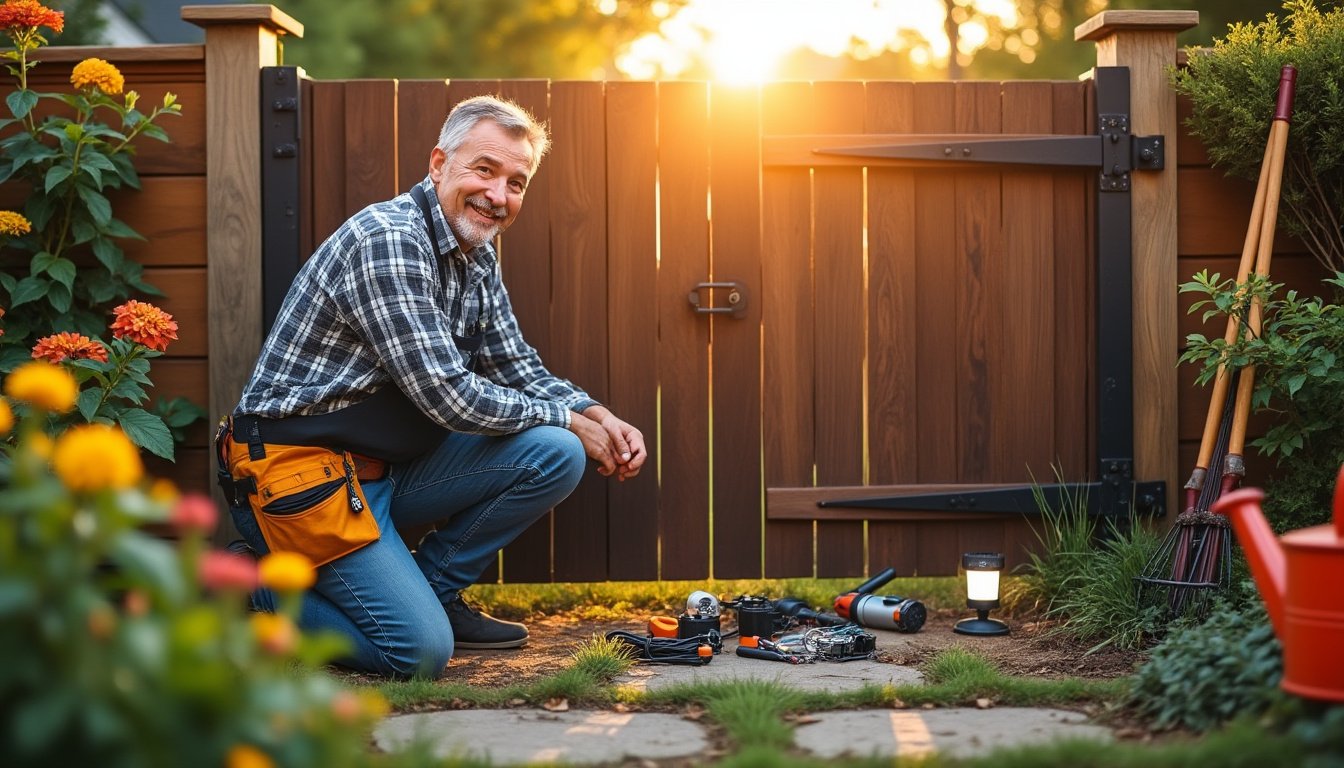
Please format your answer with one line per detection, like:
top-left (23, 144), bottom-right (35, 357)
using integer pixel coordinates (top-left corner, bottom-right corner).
top-left (467, 577), bottom-right (968, 619)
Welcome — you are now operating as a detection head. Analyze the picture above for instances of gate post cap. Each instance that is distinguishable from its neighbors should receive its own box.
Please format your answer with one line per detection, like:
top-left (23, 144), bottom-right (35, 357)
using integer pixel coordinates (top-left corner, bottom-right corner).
top-left (182, 4), bottom-right (303, 38)
top-left (1075, 10), bottom-right (1198, 42)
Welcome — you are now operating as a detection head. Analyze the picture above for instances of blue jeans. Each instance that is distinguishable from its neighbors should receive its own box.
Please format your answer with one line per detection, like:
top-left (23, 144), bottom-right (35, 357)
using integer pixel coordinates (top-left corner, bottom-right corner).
top-left (229, 425), bottom-right (585, 678)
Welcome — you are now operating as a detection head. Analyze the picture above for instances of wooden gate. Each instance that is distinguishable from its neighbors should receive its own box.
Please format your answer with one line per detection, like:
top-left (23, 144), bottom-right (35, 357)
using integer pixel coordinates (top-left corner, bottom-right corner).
top-left (294, 75), bottom-right (1113, 581)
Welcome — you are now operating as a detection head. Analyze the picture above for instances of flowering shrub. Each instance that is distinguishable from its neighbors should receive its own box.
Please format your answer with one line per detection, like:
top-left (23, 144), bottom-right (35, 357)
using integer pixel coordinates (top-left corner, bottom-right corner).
top-left (0, 0), bottom-right (181, 368)
top-left (0, 362), bottom-right (395, 768)
top-left (9, 297), bottom-right (198, 459)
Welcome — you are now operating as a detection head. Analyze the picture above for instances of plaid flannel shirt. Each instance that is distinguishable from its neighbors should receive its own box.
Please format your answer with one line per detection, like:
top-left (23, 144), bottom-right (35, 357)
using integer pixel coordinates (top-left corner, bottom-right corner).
top-left (235, 177), bottom-right (597, 434)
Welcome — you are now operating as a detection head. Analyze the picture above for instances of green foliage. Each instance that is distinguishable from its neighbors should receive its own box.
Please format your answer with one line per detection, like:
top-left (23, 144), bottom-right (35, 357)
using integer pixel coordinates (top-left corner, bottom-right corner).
top-left (1179, 269), bottom-right (1344, 531)
top-left (1173, 0), bottom-right (1344, 272)
top-left (0, 394), bottom-right (395, 767)
top-left (569, 633), bottom-right (637, 681)
top-left (1006, 474), bottom-right (1097, 615)
top-left (1127, 587), bottom-right (1285, 732)
top-left (0, 10), bottom-right (181, 360)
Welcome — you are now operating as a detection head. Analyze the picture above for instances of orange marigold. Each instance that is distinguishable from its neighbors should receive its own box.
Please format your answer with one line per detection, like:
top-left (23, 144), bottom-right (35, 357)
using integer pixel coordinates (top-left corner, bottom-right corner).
top-left (32, 331), bottom-right (109, 363)
top-left (0, 210), bottom-right (31, 236)
top-left (110, 300), bottom-right (178, 352)
top-left (0, 0), bottom-right (64, 33)
top-left (71, 57), bottom-right (123, 95)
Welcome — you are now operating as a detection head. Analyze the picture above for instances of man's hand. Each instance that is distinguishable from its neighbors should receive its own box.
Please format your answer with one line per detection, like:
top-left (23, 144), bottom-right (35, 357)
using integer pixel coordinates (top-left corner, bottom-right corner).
top-left (568, 405), bottom-right (647, 481)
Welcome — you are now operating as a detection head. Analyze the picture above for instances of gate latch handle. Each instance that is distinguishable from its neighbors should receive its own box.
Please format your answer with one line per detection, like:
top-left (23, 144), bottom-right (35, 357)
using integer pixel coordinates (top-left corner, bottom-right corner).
top-left (688, 281), bottom-right (747, 318)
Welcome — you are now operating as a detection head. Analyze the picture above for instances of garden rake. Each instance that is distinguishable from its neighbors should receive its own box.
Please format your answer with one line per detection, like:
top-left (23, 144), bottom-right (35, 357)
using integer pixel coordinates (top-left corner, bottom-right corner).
top-left (1138, 65), bottom-right (1297, 618)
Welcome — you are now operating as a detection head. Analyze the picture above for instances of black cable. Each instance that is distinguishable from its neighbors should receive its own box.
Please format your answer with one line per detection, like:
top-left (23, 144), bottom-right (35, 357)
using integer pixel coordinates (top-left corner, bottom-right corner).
top-left (605, 630), bottom-right (720, 665)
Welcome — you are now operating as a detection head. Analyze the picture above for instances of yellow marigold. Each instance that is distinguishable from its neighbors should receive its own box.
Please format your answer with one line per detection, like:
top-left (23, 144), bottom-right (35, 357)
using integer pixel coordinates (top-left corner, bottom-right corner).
top-left (0, 398), bottom-right (12, 435)
top-left (110, 300), bottom-right (177, 352)
top-left (249, 612), bottom-right (298, 656)
top-left (27, 431), bottom-right (52, 459)
top-left (3, 360), bottom-right (77, 413)
top-left (52, 424), bottom-right (143, 492)
top-left (258, 551), bottom-right (316, 592)
top-left (0, 0), bottom-right (64, 33)
top-left (0, 210), bottom-right (31, 237)
top-left (224, 744), bottom-right (274, 768)
top-left (32, 331), bottom-right (109, 363)
top-left (70, 57), bottom-right (123, 96)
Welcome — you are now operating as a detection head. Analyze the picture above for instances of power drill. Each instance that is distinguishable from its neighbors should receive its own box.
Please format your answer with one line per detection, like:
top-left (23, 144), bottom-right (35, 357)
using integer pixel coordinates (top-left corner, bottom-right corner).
top-left (832, 566), bottom-right (926, 633)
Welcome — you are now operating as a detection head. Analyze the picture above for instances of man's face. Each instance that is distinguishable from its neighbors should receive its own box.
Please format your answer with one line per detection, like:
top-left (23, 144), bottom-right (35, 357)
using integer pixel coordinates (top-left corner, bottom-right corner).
top-left (429, 119), bottom-right (533, 251)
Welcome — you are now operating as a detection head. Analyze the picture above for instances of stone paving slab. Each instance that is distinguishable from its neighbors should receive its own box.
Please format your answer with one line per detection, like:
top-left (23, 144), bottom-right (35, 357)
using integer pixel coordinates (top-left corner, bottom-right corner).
top-left (615, 645), bottom-right (925, 693)
top-left (374, 709), bottom-right (710, 765)
top-left (793, 707), bottom-right (1112, 760)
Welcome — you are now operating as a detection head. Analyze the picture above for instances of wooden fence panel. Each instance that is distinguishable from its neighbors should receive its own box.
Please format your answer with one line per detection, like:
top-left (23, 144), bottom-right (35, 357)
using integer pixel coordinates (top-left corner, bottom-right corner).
top-left (761, 81), bottom-right (817, 578)
top-left (547, 82), bottom-right (610, 582)
top-left (604, 81), bottom-right (660, 580)
top-left (343, 81), bottom-right (399, 214)
top-left (812, 81), bottom-right (867, 579)
top-left (656, 82), bottom-right (712, 580)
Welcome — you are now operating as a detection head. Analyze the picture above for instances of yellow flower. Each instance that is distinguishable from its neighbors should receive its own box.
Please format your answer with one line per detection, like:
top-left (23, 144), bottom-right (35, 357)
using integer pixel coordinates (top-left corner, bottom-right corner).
top-left (3, 361), bottom-right (77, 413)
top-left (0, 398), bottom-right (12, 435)
top-left (0, 210), bottom-right (31, 236)
top-left (51, 424), bottom-right (143, 492)
top-left (27, 431), bottom-right (52, 459)
top-left (224, 744), bottom-right (274, 768)
top-left (70, 57), bottom-right (123, 96)
top-left (258, 551), bottom-right (316, 592)
top-left (359, 689), bottom-right (390, 720)
top-left (249, 612), bottom-right (297, 655)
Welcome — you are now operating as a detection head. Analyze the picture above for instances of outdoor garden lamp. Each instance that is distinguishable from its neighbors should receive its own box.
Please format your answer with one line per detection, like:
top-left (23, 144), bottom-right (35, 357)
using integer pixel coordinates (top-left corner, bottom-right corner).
top-left (954, 552), bottom-right (1010, 636)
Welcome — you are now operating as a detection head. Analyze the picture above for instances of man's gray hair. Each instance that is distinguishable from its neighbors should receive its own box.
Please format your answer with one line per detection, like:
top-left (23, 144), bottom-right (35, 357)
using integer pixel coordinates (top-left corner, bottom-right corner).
top-left (437, 95), bottom-right (550, 175)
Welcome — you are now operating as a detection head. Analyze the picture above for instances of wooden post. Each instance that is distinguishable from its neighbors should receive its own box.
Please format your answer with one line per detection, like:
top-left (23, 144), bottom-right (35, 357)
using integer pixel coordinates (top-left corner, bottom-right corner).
top-left (183, 5), bottom-right (303, 533)
top-left (1076, 10), bottom-right (1198, 521)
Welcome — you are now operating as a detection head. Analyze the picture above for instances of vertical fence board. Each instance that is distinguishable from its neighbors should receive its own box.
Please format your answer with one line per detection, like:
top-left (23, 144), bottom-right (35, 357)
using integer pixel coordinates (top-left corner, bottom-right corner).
top-left (299, 78), bottom-right (315, 259)
top-left (657, 82), bottom-right (712, 580)
top-left (997, 82), bottom-right (1057, 482)
top-left (812, 81), bottom-right (867, 579)
top-left (342, 80), bottom-right (398, 214)
top-left (604, 82), bottom-right (660, 580)
top-left (762, 81), bottom-right (816, 577)
top-left (864, 81), bottom-right (920, 576)
top-left (708, 84), bottom-right (763, 579)
top-left (1052, 82), bottom-right (1093, 483)
top-left (307, 81), bottom-right (347, 250)
top-left (496, 79), bottom-right (557, 583)
top-left (395, 81), bottom-right (451, 194)
top-left (547, 82), bottom-right (610, 582)
top-left (950, 82), bottom-right (1006, 556)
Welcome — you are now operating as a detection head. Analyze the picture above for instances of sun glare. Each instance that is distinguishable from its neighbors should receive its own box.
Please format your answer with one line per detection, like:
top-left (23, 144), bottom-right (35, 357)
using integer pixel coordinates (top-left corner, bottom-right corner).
top-left (616, 0), bottom-right (992, 82)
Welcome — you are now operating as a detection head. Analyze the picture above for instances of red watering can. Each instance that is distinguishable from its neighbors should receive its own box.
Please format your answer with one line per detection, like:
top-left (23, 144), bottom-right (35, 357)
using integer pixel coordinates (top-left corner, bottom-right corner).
top-left (1213, 464), bottom-right (1344, 702)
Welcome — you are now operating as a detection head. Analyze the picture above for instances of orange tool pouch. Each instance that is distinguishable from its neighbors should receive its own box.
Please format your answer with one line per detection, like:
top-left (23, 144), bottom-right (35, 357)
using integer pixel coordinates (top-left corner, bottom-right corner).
top-left (217, 416), bottom-right (380, 567)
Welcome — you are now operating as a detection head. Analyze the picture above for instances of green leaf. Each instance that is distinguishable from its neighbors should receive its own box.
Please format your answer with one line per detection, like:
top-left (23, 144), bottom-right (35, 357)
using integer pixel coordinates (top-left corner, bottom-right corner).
top-left (8, 276), bottom-right (48, 308)
top-left (76, 185), bottom-right (112, 225)
top-left (77, 386), bottom-right (104, 421)
top-left (116, 408), bottom-right (174, 460)
top-left (46, 281), bottom-right (71, 313)
top-left (110, 530), bottom-right (185, 604)
top-left (1287, 373), bottom-right (1308, 396)
top-left (99, 218), bottom-right (143, 240)
top-left (90, 237), bottom-right (123, 273)
top-left (5, 89), bottom-right (37, 119)
top-left (110, 374), bottom-right (148, 404)
top-left (29, 251), bottom-right (56, 275)
top-left (43, 164), bottom-right (72, 193)
top-left (45, 257), bottom-right (75, 290)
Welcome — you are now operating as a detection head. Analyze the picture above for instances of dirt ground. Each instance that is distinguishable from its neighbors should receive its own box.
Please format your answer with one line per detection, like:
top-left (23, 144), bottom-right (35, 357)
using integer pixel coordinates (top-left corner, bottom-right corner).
top-left (426, 607), bottom-right (1145, 688)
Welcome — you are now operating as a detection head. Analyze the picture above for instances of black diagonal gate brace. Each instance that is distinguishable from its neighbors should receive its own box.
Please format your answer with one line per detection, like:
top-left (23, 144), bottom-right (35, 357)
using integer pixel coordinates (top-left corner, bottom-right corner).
top-left (815, 66), bottom-right (1166, 525)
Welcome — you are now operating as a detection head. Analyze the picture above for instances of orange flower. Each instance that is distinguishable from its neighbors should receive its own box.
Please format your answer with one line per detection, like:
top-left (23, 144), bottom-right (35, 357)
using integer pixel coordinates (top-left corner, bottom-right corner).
top-left (0, 398), bottom-right (11, 435)
top-left (32, 331), bottom-right (109, 363)
top-left (110, 300), bottom-right (178, 352)
top-left (70, 57), bottom-right (123, 96)
top-left (0, 0), bottom-right (64, 34)
top-left (224, 744), bottom-right (274, 768)
top-left (250, 613), bottom-right (298, 655)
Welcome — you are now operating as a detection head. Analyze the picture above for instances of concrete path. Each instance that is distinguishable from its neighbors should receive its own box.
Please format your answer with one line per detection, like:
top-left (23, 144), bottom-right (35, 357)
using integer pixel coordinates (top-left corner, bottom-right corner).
top-left (373, 636), bottom-right (1115, 765)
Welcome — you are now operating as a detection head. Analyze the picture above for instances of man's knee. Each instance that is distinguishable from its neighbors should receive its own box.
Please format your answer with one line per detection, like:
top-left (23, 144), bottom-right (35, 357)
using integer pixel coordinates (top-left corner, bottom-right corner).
top-left (531, 425), bottom-right (585, 494)
top-left (375, 617), bottom-right (453, 679)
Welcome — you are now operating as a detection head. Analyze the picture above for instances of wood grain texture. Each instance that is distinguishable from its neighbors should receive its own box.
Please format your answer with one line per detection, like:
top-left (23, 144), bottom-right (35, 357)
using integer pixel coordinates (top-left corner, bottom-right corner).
top-left (708, 83), bottom-right (764, 579)
top-left (1052, 82), bottom-right (1093, 481)
top-left (812, 81), bottom-right (867, 579)
top-left (603, 81), bottom-right (660, 580)
top-left (547, 81), bottom-right (609, 582)
top-left (342, 80), bottom-right (398, 214)
top-left (395, 81), bottom-right (451, 194)
top-left (656, 82), bottom-right (712, 580)
top-left (306, 81), bottom-right (347, 254)
top-left (761, 81), bottom-right (817, 577)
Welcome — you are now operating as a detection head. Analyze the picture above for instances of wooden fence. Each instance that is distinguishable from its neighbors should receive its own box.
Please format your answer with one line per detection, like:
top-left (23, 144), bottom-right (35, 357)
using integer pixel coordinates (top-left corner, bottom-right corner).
top-left (1, 7), bottom-right (1326, 582)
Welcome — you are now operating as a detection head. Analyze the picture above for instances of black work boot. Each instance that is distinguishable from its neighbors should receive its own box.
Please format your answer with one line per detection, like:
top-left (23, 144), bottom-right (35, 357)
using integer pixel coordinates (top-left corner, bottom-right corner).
top-left (445, 594), bottom-right (529, 650)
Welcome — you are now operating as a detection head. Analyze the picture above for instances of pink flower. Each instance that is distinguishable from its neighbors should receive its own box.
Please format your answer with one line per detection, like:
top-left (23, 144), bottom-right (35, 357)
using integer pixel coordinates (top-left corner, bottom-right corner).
top-left (169, 493), bottom-right (218, 534)
top-left (199, 550), bottom-right (259, 592)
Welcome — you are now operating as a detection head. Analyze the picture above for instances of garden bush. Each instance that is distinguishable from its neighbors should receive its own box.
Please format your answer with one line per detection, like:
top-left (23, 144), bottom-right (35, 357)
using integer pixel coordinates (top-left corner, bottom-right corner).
top-left (0, 361), bottom-right (398, 768)
top-left (1127, 583), bottom-right (1285, 732)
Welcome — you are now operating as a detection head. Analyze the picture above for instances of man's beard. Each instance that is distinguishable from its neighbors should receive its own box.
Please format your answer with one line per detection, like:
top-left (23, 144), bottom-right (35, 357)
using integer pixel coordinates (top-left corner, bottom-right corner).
top-left (448, 195), bottom-right (506, 249)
